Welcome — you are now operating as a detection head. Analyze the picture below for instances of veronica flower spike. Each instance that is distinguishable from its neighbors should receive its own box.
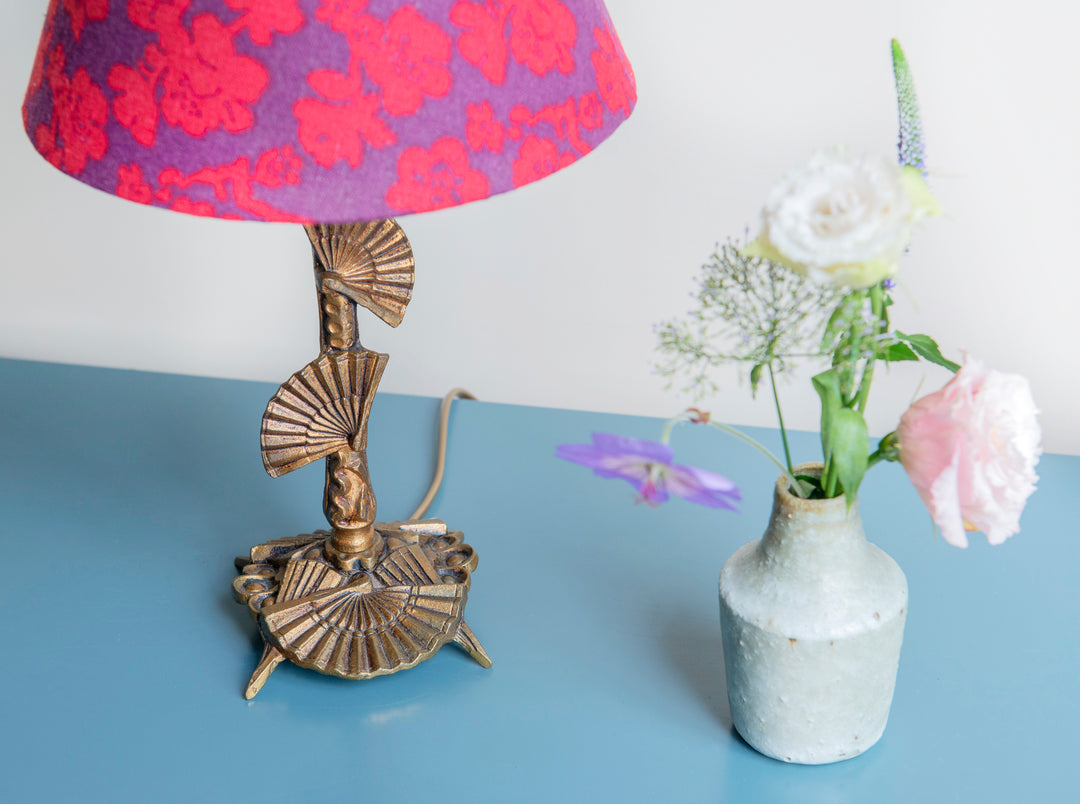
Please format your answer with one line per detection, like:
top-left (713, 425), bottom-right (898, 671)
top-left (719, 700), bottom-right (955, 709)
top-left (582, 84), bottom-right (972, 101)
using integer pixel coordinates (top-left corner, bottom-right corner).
top-left (556, 433), bottom-right (741, 511)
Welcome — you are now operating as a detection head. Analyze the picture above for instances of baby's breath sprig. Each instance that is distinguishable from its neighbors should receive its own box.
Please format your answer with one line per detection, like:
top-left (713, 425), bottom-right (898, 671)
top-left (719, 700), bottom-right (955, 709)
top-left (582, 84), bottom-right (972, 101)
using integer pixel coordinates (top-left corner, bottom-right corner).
top-left (655, 240), bottom-right (843, 400)
top-left (656, 241), bottom-right (845, 480)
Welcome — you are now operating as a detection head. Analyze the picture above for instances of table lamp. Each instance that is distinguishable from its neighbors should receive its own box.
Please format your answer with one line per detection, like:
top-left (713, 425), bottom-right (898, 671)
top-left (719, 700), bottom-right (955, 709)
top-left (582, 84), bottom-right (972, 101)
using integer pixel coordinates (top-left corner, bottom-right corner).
top-left (22, 0), bottom-right (635, 697)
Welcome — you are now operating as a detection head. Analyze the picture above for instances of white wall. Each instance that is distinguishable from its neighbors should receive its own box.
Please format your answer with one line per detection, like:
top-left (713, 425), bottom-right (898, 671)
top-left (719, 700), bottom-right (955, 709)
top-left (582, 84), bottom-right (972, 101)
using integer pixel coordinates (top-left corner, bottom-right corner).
top-left (3, 1), bottom-right (1078, 455)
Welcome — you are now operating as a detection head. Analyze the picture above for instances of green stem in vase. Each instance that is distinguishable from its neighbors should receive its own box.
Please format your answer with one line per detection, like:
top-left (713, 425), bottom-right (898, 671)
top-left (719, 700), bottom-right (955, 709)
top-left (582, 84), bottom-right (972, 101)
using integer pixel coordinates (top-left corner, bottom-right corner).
top-left (706, 420), bottom-right (806, 497)
top-left (853, 284), bottom-right (886, 415)
top-left (767, 361), bottom-right (796, 478)
top-left (661, 412), bottom-right (807, 498)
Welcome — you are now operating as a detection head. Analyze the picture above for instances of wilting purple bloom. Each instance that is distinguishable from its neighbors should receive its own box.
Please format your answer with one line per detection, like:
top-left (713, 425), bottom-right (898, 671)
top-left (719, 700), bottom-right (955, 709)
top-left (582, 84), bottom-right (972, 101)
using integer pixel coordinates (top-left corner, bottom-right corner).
top-left (556, 433), bottom-right (741, 511)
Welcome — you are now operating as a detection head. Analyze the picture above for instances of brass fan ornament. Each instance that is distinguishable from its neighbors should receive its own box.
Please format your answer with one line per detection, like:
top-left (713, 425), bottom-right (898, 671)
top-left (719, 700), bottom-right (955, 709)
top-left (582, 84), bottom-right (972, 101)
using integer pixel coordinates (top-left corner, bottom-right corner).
top-left (233, 221), bottom-right (491, 699)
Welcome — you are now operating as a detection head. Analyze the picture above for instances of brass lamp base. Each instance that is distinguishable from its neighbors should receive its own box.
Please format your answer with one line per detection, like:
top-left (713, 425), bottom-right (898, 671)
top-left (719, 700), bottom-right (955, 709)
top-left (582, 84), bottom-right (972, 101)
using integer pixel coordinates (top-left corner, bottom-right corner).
top-left (231, 219), bottom-right (490, 698)
top-left (233, 520), bottom-right (491, 699)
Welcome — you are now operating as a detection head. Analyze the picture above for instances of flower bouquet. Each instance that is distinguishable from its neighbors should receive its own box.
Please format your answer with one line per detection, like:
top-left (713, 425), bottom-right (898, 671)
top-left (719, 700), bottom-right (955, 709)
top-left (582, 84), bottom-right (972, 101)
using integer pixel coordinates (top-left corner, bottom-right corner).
top-left (558, 41), bottom-right (1041, 764)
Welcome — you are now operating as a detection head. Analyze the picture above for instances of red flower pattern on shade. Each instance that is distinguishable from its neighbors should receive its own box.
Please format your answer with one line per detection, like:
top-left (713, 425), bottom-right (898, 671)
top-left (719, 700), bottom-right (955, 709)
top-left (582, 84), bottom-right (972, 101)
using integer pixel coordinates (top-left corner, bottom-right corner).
top-left (224, 0), bottom-right (304, 46)
top-left (108, 64), bottom-right (158, 146)
top-left (116, 146), bottom-right (308, 220)
top-left (511, 134), bottom-right (574, 187)
top-left (509, 95), bottom-right (596, 155)
top-left (64, 0), bottom-right (109, 41)
top-left (577, 91), bottom-right (602, 130)
top-left (108, 2), bottom-right (271, 145)
top-left (591, 22), bottom-right (636, 116)
top-left (34, 47), bottom-right (109, 175)
top-left (170, 196), bottom-right (217, 217)
top-left (294, 73), bottom-right (394, 168)
top-left (508, 0), bottom-right (576, 76)
top-left (160, 157), bottom-right (306, 221)
top-left (466, 101), bottom-right (504, 152)
top-left (386, 137), bottom-right (490, 213)
top-left (154, 15), bottom-right (268, 137)
top-left (253, 146), bottom-right (303, 188)
top-left (116, 162), bottom-right (154, 204)
top-left (450, 1), bottom-right (511, 85)
top-left (359, 6), bottom-right (453, 117)
top-left (126, 0), bottom-right (189, 42)
top-left (451, 0), bottom-right (575, 82)
top-left (25, 0), bottom-right (60, 127)
top-left (316, 0), bottom-right (372, 36)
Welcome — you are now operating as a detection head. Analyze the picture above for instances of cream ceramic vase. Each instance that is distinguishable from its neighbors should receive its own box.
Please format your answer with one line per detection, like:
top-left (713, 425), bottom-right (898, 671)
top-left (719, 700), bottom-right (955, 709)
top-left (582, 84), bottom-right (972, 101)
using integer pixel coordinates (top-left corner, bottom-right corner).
top-left (718, 464), bottom-right (907, 764)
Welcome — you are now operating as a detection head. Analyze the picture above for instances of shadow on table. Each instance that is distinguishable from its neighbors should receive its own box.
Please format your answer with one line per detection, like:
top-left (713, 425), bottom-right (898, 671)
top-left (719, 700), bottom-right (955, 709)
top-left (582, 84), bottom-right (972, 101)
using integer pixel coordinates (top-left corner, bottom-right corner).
top-left (653, 608), bottom-right (733, 729)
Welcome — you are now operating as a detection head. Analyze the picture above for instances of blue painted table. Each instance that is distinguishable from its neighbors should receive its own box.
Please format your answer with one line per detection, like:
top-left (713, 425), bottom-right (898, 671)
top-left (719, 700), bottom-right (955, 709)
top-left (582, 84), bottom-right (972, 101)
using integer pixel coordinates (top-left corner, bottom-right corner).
top-left (1, 358), bottom-right (1075, 802)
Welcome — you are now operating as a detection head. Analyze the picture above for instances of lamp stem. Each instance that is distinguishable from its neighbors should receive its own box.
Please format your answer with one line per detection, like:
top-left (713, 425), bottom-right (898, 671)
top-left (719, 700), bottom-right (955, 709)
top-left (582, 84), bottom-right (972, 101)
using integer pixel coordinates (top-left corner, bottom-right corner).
top-left (316, 281), bottom-right (359, 353)
top-left (312, 232), bottom-right (383, 569)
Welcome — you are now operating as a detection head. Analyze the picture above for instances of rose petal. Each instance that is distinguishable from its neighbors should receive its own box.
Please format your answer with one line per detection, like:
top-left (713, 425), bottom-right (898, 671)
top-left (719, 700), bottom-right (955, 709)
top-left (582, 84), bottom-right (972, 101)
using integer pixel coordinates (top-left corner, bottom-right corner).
top-left (928, 457), bottom-right (969, 548)
top-left (745, 147), bottom-right (939, 288)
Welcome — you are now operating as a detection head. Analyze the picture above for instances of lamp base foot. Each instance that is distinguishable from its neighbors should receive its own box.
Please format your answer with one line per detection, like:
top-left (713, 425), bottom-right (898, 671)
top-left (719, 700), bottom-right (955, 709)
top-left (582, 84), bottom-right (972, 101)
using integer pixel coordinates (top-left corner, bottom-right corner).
top-left (233, 519), bottom-right (489, 698)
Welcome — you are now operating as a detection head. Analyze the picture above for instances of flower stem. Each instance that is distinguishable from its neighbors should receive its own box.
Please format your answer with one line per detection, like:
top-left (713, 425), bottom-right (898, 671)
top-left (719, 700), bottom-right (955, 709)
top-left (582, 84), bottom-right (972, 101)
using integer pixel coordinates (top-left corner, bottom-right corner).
top-left (661, 411), bottom-right (807, 498)
top-left (822, 453), bottom-right (839, 497)
top-left (767, 361), bottom-right (795, 477)
top-left (854, 362), bottom-right (875, 415)
top-left (867, 430), bottom-right (900, 468)
top-left (853, 284), bottom-right (886, 415)
top-left (704, 420), bottom-right (807, 498)
top-left (660, 411), bottom-right (694, 444)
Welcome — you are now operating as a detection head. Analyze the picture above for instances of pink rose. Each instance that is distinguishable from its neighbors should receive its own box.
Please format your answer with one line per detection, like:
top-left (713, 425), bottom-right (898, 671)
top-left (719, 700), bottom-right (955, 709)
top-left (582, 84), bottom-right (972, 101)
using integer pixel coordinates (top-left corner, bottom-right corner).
top-left (896, 357), bottom-right (1041, 547)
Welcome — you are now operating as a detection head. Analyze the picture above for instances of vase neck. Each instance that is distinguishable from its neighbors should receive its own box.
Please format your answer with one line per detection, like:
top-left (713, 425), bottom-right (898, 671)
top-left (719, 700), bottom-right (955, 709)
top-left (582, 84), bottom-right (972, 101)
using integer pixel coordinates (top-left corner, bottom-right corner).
top-left (759, 482), bottom-right (865, 567)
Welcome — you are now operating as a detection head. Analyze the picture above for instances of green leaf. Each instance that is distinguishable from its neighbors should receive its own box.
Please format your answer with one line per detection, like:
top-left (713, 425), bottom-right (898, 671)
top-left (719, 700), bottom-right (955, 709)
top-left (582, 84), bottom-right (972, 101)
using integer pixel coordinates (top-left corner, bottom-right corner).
top-left (750, 363), bottom-right (765, 398)
top-left (830, 408), bottom-right (870, 506)
top-left (895, 331), bottom-right (960, 372)
top-left (812, 369), bottom-right (843, 453)
top-left (881, 342), bottom-right (919, 363)
top-left (794, 473), bottom-right (824, 499)
top-left (813, 370), bottom-right (869, 505)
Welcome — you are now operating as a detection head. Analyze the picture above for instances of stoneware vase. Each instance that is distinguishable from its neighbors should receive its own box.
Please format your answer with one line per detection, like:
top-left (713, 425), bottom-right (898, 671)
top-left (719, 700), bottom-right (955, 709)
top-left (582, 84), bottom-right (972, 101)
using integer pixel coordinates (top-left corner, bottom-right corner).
top-left (718, 463), bottom-right (907, 764)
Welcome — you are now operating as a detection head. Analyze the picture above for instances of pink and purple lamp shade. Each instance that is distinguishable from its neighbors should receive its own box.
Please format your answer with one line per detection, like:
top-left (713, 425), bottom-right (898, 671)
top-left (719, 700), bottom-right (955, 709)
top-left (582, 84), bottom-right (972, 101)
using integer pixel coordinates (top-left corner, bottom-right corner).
top-left (22, 0), bottom-right (636, 222)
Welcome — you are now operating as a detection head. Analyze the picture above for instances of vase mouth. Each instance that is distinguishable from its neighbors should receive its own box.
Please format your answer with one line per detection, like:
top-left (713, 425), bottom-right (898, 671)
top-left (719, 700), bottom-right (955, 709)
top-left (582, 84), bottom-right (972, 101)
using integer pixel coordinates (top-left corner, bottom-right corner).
top-left (776, 462), bottom-right (852, 513)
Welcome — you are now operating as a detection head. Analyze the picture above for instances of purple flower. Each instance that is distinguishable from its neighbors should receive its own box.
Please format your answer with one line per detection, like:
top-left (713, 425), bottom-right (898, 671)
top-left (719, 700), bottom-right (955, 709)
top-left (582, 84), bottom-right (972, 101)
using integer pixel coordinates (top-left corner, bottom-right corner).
top-left (556, 432), bottom-right (741, 511)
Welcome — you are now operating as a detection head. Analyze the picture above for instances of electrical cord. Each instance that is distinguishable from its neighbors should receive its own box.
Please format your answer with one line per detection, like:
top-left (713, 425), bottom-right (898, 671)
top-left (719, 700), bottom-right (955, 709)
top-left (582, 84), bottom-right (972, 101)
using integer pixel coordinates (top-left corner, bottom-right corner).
top-left (409, 387), bottom-right (476, 520)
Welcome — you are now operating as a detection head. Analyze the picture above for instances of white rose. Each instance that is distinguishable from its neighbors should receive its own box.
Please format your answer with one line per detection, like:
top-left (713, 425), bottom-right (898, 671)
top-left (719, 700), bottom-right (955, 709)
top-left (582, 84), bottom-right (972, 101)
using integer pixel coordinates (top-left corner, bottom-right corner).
top-left (743, 147), bottom-right (940, 288)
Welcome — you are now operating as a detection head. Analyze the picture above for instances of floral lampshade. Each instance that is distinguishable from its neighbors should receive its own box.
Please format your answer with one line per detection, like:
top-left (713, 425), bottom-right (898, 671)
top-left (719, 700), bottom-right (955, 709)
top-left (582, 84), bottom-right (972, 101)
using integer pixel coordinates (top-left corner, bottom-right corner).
top-left (22, 0), bottom-right (636, 223)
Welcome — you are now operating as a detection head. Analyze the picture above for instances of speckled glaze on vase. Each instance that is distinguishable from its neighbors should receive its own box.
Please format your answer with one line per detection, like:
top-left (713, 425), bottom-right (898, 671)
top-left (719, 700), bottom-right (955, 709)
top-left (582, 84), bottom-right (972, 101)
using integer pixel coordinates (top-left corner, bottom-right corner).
top-left (718, 464), bottom-right (907, 764)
